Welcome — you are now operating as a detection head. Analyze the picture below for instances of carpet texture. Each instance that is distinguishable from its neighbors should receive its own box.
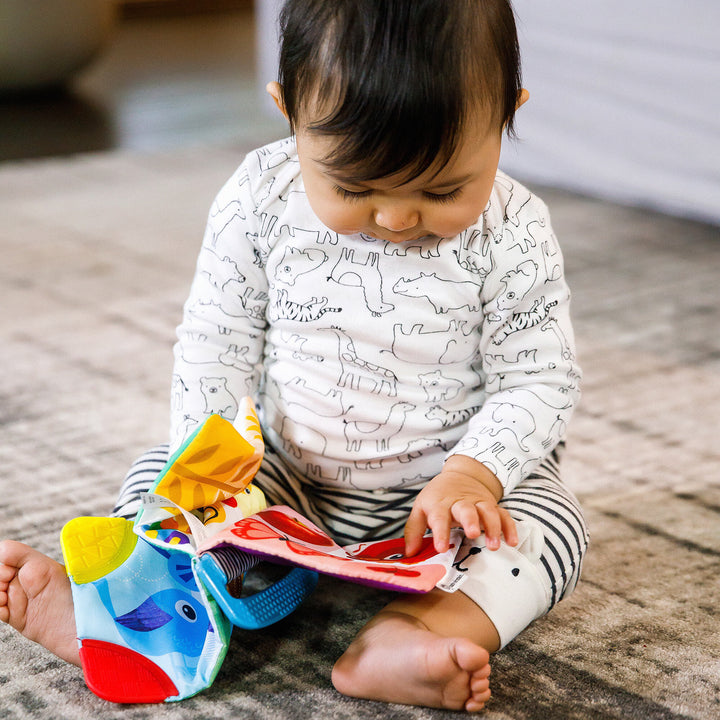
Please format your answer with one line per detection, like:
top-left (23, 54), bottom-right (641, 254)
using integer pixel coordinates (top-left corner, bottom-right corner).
top-left (1, 145), bottom-right (719, 719)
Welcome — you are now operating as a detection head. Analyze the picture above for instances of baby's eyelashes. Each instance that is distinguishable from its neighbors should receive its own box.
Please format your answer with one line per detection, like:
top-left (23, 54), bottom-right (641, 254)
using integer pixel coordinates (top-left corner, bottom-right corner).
top-left (423, 187), bottom-right (464, 204)
top-left (333, 185), bottom-right (371, 201)
top-left (332, 183), bottom-right (464, 205)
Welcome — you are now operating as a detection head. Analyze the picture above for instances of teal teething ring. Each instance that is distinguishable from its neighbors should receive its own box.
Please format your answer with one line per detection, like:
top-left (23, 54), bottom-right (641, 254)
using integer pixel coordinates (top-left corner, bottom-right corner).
top-left (196, 550), bottom-right (318, 630)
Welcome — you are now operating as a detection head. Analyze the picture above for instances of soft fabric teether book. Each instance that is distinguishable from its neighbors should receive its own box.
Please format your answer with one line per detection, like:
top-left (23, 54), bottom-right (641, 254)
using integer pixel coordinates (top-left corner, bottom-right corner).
top-left (129, 403), bottom-right (462, 596)
top-left (60, 404), bottom-right (464, 704)
top-left (196, 504), bottom-right (462, 594)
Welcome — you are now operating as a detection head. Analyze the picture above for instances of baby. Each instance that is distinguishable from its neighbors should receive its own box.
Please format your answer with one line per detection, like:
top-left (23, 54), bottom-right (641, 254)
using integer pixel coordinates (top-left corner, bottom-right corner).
top-left (0, 0), bottom-right (588, 712)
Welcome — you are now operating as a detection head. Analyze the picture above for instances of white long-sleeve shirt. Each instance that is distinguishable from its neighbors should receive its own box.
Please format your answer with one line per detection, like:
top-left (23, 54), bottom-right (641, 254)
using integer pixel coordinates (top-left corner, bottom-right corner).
top-left (171, 137), bottom-right (581, 496)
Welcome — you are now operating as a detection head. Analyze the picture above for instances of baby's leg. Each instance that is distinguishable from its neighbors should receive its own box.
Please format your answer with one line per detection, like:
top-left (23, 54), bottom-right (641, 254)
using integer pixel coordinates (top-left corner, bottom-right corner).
top-left (332, 456), bottom-right (589, 711)
top-left (0, 447), bottom-right (170, 669)
top-left (0, 540), bottom-right (80, 666)
top-left (331, 589), bottom-right (498, 712)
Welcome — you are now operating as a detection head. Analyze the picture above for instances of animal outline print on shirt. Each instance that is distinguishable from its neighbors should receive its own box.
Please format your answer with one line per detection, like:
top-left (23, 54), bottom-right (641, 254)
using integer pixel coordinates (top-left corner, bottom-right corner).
top-left (170, 136), bottom-right (581, 496)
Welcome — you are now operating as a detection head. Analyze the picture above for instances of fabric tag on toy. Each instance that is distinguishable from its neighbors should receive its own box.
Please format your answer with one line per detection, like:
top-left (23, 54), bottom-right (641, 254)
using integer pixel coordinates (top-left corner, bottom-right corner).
top-left (434, 536), bottom-right (480, 593)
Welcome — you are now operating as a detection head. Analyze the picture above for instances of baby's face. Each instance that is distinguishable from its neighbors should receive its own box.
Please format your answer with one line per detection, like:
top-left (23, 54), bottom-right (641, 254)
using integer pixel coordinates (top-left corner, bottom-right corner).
top-left (295, 116), bottom-right (504, 243)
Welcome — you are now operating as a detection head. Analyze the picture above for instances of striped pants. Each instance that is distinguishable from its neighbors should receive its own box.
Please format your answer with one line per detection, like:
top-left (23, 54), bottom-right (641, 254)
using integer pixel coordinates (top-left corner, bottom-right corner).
top-left (113, 442), bottom-right (588, 647)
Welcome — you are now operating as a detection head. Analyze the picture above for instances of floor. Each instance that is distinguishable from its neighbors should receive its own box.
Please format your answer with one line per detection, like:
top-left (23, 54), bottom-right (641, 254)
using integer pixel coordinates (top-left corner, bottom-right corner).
top-left (0, 8), bottom-right (288, 162)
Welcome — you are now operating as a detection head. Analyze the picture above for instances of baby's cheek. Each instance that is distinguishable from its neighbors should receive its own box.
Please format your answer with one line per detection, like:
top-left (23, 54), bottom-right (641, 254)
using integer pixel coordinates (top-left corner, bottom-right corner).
top-left (428, 210), bottom-right (476, 238)
top-left (437, 203), bottom-right (488, 237)
top-left (316, 201), bottom-right (365, 236)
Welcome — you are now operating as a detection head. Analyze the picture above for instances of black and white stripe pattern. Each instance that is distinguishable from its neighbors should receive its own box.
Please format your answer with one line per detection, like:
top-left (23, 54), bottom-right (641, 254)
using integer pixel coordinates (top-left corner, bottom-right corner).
top-left (112, 444), bottom-right (170, 520)
top-left (253, 444), bottom-right (419, 546)
top-left (207, 545), bottom-right (261, 580)
top-left (499, 445), bottom-right (589, 609)
top-left (112, 442), bottom-right (588, 612)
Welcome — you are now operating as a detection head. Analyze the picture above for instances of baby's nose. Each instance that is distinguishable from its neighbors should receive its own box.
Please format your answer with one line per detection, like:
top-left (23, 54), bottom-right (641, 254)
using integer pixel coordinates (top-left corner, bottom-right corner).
top-left (374, 204), bottom-right (419, 232)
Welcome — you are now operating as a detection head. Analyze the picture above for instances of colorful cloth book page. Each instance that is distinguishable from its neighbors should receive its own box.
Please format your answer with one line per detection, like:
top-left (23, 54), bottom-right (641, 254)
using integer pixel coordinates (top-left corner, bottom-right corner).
top-left (197, 505), bottom-right (462, 594)
top-left (60, 406), bottom-right (320, 705)
top-left (134, 400), bottom-right (267, 555)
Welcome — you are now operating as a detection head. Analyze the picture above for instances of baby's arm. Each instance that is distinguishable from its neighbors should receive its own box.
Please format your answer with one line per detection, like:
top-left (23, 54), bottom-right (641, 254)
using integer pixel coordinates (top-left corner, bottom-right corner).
top-left (448, 191), bottom-right (581, 497)
top-left (404, 455), bottom-right (518, 556)
top-left (170, 163), bottom-right (267, 452)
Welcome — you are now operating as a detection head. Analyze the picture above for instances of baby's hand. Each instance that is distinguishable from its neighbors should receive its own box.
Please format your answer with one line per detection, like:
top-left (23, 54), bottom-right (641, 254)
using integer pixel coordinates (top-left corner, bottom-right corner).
top-left (404, 455), bottom-right (518, 556)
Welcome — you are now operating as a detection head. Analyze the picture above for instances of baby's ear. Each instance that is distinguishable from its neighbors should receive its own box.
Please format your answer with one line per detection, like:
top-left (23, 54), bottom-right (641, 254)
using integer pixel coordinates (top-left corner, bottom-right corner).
top-left (266, 81), bottom-right (289, 120)
top-left (516, 88), bottom-right (530, 110)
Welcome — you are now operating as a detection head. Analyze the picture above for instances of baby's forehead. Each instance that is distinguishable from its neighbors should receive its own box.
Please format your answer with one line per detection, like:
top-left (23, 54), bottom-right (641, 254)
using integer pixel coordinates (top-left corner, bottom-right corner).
top-left (298, 107), bottom-right (499, 180)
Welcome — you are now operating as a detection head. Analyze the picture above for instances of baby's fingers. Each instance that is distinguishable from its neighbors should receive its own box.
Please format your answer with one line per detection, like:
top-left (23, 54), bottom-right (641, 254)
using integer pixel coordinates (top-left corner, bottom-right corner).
top-left (423, 507), bottom-right (455, 554)
top-left (498, 506), bottom-right (518, 547)
top-left (404, 506), bottom-right (430, 557)
top-left (450, 501), bottom-right (483, 540)
top-left (451, 502), bottom-right (519, 551)
top-left (477, 504), bottom-right (518, 550)
top-left (474, 502), bottom-right (504, 550)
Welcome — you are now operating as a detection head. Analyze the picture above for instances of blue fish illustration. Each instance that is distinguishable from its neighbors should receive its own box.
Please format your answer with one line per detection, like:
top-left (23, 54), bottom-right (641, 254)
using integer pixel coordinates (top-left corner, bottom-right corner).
top-left (92, 536), bottom-right (214, 666)
top-left (112, 588), bottom-right (212, 658)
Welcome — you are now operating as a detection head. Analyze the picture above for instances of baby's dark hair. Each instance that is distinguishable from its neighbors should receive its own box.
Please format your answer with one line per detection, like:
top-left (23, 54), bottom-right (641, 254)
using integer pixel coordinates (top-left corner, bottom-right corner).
top-left (277, 0), bottom-right (522, 183)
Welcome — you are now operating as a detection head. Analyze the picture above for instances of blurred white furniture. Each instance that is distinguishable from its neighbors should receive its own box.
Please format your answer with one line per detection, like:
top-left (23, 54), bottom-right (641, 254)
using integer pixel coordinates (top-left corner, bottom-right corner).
top-left (256, 0), bottom-right (284, 114)
top-left (501, 0), bottom-right (720, 225)
top-left (256, 0), bottom-right (719, 225)
top-left (0, 0), bottom-right (116, 92)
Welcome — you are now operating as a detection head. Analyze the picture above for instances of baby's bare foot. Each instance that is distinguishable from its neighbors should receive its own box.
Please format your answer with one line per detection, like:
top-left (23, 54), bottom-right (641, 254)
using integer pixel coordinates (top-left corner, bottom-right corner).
top-left (0, 540), bottom-right (80, 666)
top-left (331, 611), bottom-right (492, 712)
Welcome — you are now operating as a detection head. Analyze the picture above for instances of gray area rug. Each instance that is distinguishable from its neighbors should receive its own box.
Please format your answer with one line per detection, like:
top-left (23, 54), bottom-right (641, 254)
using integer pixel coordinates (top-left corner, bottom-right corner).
top-left (1, 145), bottom-right (719, 719)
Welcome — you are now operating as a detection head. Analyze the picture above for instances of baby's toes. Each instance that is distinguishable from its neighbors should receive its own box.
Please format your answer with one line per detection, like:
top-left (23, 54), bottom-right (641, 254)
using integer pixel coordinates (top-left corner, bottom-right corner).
top-left (473, 663), bottom-right (491, 679)
top-left (465, 695), bottom-right (490, 712)
top-left (471, 674), bottom-right (490, 693)
top-left (0, 563), bottom-right (15, 583)
top-left (466, 666), bottom-right (491, 712)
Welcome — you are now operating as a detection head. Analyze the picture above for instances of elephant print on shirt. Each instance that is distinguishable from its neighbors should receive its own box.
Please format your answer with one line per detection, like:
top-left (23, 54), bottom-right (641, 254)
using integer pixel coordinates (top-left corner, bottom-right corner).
top-left (478, 402), bottom-right (536, 452)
